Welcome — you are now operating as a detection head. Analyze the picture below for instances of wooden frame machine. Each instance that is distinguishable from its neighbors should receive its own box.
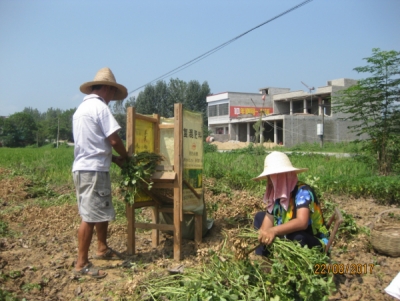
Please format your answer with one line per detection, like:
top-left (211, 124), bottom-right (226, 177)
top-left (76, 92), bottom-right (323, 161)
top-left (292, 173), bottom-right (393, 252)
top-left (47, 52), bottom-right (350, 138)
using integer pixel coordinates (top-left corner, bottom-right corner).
top-left (125, 103), bottom-right (203, 261)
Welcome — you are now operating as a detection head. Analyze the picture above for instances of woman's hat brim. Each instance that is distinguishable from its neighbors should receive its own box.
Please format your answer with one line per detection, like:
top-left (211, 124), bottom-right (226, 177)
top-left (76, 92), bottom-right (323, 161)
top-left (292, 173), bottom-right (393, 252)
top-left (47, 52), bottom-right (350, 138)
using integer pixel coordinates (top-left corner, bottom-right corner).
top-left (252, 167), bottom-right (308, 181)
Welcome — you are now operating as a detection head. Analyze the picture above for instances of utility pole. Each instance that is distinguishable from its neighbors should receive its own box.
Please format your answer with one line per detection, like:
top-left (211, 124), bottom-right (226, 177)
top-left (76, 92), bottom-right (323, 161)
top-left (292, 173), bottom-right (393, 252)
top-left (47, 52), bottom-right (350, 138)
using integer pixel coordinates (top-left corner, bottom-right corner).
top-left (251, 98), bottom-right (264, 144)
top-left (301, 81), bottom-right (315, 114)
top-left (318, 103), bottom-right (325, 148)
top-left (320, 107), bottom-right (324, 148)
top-left (57, 117), bottom-right (60, 148)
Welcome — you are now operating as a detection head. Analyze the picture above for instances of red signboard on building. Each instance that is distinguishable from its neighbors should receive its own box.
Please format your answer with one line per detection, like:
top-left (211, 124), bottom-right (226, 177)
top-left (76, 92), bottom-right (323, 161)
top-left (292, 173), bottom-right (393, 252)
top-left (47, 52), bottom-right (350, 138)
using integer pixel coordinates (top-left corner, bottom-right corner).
top-left (230, 106), bottom-right (273, 117)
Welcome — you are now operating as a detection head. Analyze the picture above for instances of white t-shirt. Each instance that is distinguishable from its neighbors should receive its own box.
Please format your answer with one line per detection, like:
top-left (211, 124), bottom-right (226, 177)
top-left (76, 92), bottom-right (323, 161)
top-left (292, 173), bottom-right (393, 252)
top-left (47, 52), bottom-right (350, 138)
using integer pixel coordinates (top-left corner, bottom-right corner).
top-left (72, 94), bottom-right (121, 172)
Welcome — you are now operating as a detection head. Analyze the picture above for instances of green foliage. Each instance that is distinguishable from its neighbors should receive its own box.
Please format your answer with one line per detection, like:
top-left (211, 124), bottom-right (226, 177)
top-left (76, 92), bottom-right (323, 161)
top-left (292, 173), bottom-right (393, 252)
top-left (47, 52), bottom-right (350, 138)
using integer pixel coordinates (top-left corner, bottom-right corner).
top-left (206, 156), bottom-right (226, 180)
top-left (110, 96), bottom-right (136, 140)
top-left (8, 270), bottom-right (22, 279)
top-left (322, 200), bottom-right (365, 239)
top-left (208, 181), bottom-right (232, 198)
top-left (119, 152), bottom-right (164, 205)
top-left (277, 141), bottom-right (363, 153)
top-left (1, 112), bottom-right (38, 147)
top-left (334, 48), bottom-right (400, 175)
top-left (203, 150), bottom-right (399, 205)
top-left (25, 176), bottom-right (58, 199)
top-left (0, 147), bottom-right (75, 186)
top-left (135, 78), bottom-right (210, 124)
top-left (230, 143), bottom-right (267, 155)
top-left (0, 143), bottom-right (399, 208)
top-left (324, 175), bottom-right (400, 204)
top-left (20, 107), bottom-right (76, 146)
top-left (0, 220), bottom-right (9, 237)
top-left (21, 283), bottom-right (41, 292)
top-left (139, 234), bottom-right (334, 301)
top-left (204, 142), bottom-right (218, 153)
top-left (0, 288), bottom-right (19, 301)
top-left (252, 119), bottom-right (264, 143)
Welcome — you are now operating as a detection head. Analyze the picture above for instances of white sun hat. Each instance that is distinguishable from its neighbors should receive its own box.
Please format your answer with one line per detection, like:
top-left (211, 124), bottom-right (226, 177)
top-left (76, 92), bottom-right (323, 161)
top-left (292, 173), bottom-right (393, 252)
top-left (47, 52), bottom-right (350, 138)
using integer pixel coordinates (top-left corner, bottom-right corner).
top-left (80, 67), bottom-right (128, 101)
top-left (385, 272), bottom-right (400, 300)
top-left (252, 151), bottom-right (308, 181)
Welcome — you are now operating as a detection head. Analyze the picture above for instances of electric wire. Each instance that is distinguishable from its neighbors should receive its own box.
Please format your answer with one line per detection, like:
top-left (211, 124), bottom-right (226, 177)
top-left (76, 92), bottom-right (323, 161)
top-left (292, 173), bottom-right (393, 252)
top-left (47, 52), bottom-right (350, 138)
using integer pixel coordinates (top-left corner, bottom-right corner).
top-left (127, 0), bottom-right (314, 96)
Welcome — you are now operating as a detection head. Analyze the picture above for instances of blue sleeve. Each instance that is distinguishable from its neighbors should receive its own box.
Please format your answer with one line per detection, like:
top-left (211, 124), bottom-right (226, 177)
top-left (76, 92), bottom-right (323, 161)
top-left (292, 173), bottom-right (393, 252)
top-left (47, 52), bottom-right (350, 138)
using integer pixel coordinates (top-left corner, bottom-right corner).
top-left (295, 187), bottom-right (311, 209)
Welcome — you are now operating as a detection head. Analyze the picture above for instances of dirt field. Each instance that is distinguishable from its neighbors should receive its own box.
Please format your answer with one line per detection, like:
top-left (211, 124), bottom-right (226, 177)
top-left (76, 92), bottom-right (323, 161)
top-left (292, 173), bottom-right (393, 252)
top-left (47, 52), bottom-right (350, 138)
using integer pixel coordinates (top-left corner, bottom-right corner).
top-left (1, 167), bottom-right (400, 300)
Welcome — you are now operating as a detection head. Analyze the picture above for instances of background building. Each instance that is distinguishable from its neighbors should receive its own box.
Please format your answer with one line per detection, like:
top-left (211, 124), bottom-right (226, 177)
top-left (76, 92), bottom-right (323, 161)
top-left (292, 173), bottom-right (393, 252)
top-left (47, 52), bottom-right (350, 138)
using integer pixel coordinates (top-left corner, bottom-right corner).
top-left (207, 78), bottom-right (361, 147)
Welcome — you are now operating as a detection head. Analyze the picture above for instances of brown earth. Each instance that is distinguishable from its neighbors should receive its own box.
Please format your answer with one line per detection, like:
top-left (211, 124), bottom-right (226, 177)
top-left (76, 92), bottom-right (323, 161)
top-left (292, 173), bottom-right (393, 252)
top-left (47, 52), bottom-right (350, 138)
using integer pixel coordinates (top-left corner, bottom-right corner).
top-left (0, 167), bottom-right (400, 301)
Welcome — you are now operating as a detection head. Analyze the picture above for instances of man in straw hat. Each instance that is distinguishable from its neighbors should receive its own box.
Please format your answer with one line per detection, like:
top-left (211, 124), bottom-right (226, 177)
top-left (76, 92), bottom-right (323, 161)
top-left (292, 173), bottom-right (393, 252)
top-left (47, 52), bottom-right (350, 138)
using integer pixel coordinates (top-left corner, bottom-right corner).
top-left (72, 67), bottom-right (128, 278)
top-left (252, 151), bottom-right (329, 256)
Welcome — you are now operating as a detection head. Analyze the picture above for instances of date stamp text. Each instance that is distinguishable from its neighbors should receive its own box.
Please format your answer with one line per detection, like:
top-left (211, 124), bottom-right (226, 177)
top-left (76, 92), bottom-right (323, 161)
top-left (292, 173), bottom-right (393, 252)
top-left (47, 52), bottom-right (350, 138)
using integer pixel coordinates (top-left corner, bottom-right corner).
top-left (314, 263), bottom-right (375, 275)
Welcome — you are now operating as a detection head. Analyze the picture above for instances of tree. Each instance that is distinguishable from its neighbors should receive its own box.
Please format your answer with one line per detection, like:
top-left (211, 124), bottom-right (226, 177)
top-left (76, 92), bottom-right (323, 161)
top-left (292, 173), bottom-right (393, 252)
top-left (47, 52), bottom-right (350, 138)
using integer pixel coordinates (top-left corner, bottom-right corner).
top-left (59, 108), bottom-right (75, 141)
top-left (155, 81), bottom-right (172, 118)
top-left (334, 48), bottom-right (400, 175)
top-left (135, 78), bottom-right (210, 120)
top-left (185, 80), bottom-right (211, 125)
top-left (135, 84), bottom-right (158, 115)
top-left (110, 96), bottom-right (137, 140)
top-left (42, 107), bottom-right (63, 142)
top-left (1, 112), bottom-right (38, 147)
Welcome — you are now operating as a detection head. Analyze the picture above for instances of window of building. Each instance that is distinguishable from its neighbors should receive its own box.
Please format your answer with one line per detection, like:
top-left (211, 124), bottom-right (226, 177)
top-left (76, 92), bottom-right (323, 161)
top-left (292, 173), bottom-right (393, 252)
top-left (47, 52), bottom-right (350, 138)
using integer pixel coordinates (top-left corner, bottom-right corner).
top-left (216, 127), bottom-right (224, 134)
top-left (208, 105), bottom-right (217, 117)
top-left (218, 103), bottom-right (228, 116)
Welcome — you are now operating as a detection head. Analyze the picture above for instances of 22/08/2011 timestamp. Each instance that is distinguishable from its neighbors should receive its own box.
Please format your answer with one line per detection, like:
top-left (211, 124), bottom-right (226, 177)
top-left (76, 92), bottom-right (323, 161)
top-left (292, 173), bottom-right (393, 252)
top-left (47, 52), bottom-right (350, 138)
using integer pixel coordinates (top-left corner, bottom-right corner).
top-left (314, 263), bottom-right (375, 275)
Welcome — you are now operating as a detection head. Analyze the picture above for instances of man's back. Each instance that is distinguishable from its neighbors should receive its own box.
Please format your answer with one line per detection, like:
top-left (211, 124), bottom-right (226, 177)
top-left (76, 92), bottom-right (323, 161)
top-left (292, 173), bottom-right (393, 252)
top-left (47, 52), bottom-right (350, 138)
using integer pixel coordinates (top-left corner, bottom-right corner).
top-left (72, 95), bottom-right (120, 172)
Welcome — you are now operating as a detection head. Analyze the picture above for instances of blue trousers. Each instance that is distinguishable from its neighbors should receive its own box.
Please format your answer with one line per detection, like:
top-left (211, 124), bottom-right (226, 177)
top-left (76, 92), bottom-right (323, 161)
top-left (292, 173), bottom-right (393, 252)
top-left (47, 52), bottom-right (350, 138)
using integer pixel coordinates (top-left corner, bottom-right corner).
top-left (253, 211), bottom-right (322, 256)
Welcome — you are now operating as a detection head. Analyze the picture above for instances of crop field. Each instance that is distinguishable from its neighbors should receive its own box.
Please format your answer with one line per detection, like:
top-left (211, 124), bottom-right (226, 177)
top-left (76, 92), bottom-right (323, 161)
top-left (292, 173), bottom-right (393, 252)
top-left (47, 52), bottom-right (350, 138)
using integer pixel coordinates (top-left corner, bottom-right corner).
top-left (0, 144), bottom-right (399, 300)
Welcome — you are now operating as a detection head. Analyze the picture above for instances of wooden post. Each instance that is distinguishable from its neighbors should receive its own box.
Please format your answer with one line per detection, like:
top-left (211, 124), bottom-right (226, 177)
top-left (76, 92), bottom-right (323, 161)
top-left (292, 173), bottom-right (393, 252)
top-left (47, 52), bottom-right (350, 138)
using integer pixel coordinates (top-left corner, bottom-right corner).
top-left (151, 207), bottom-right (159, 247)
top-left (194, 215), bottom-right (202, 248)
top-left (173, 103), bottom-right (183, 261)
top-left (126, 107), bottom-right (136, 255)
top-left (151, 113), bottom-right (160, 247)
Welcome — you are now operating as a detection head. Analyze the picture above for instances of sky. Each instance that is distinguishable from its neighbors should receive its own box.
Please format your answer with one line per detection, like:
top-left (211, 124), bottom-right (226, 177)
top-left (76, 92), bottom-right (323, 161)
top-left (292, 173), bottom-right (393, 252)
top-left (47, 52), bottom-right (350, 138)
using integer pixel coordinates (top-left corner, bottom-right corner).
top-left (1, 0), bottom-right (399, 116)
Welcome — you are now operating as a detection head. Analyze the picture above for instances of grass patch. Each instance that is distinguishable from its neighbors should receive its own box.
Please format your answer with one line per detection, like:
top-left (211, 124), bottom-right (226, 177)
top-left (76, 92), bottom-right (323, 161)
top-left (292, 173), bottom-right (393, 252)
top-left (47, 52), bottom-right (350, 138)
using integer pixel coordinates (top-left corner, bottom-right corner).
top-left (0, 145), bottom-right (398, 207)
top-left (0, 220), bottom-right (9, 237)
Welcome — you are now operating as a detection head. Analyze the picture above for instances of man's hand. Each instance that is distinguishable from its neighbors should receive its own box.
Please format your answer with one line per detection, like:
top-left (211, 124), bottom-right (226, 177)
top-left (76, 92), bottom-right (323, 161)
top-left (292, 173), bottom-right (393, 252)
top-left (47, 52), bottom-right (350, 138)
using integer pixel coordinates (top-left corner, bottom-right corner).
top-left (112, 155), bottom-right (127, 168)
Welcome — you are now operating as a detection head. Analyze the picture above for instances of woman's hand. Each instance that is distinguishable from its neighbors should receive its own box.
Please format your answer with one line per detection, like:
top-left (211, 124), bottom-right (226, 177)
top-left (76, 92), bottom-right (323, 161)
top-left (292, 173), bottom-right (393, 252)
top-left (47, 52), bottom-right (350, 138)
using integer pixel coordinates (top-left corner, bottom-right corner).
top-left (258, 228), bottom-right (276, 246)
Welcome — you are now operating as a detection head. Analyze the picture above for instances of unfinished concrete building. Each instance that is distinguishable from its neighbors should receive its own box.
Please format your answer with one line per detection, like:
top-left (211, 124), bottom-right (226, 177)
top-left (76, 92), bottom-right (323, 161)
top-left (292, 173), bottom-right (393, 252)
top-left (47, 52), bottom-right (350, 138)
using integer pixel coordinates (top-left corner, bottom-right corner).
top-left (207, 78), bottom-right (359, 147)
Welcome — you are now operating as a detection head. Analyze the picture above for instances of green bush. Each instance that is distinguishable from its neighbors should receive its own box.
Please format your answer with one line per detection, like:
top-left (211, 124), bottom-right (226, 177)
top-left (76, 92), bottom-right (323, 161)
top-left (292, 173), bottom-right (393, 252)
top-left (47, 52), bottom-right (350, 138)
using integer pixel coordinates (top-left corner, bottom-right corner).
top-left (204, 142), bottom-right (217, 153)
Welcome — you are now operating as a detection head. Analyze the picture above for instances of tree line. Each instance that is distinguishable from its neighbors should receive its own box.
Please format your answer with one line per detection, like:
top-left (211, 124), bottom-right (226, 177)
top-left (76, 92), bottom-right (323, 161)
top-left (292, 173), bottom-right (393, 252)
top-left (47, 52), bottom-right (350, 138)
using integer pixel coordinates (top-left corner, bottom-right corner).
top-left (0, 78), bottom-right (210, 147)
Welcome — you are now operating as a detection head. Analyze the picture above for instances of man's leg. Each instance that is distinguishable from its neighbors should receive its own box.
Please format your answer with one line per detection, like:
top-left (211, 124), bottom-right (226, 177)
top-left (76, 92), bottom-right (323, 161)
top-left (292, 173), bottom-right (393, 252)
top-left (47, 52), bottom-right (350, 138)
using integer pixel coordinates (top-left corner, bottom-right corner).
top-left (95, 221), bottom-right (109, 256)
top-left (75, 220), bottom-right (107, 277)
top-left (76, 220), bottom-right (95, 269)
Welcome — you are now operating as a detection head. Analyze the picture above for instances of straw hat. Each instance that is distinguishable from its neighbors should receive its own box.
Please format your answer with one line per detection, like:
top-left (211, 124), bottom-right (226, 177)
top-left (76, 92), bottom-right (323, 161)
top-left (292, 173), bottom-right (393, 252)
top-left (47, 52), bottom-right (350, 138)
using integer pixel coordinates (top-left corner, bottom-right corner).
top-left (80, 67), bottom-right (128, 100)
top-left (252, 151), bottom-right (308, 181)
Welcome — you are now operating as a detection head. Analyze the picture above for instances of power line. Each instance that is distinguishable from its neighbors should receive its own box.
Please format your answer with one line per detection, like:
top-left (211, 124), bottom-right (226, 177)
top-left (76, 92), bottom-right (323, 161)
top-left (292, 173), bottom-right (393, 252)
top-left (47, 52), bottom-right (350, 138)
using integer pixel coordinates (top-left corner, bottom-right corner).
top-left (128, 0), bottom-right (314, 96)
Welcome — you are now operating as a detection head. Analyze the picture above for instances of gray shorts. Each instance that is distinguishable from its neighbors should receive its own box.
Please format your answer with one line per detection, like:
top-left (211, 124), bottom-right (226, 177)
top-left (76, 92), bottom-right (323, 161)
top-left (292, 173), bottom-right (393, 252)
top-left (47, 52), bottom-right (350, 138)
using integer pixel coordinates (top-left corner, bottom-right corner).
top-left (73, 171), bottom-right (116, 223)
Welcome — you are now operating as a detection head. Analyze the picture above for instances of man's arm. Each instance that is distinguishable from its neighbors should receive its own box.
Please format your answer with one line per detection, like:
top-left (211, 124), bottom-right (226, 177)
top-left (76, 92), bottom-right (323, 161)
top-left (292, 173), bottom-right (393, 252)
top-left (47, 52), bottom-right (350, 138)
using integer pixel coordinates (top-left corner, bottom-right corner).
top-left (107, 131), bottom-right (128, 167)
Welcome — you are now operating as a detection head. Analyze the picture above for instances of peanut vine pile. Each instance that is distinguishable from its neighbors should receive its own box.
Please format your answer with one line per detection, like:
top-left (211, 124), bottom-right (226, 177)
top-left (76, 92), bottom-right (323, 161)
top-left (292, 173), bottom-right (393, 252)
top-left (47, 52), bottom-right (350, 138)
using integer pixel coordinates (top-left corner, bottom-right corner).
top-left (135, 228), bottom-right (335, 301)
top-left (119, 152), bottom-right (164, 205)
